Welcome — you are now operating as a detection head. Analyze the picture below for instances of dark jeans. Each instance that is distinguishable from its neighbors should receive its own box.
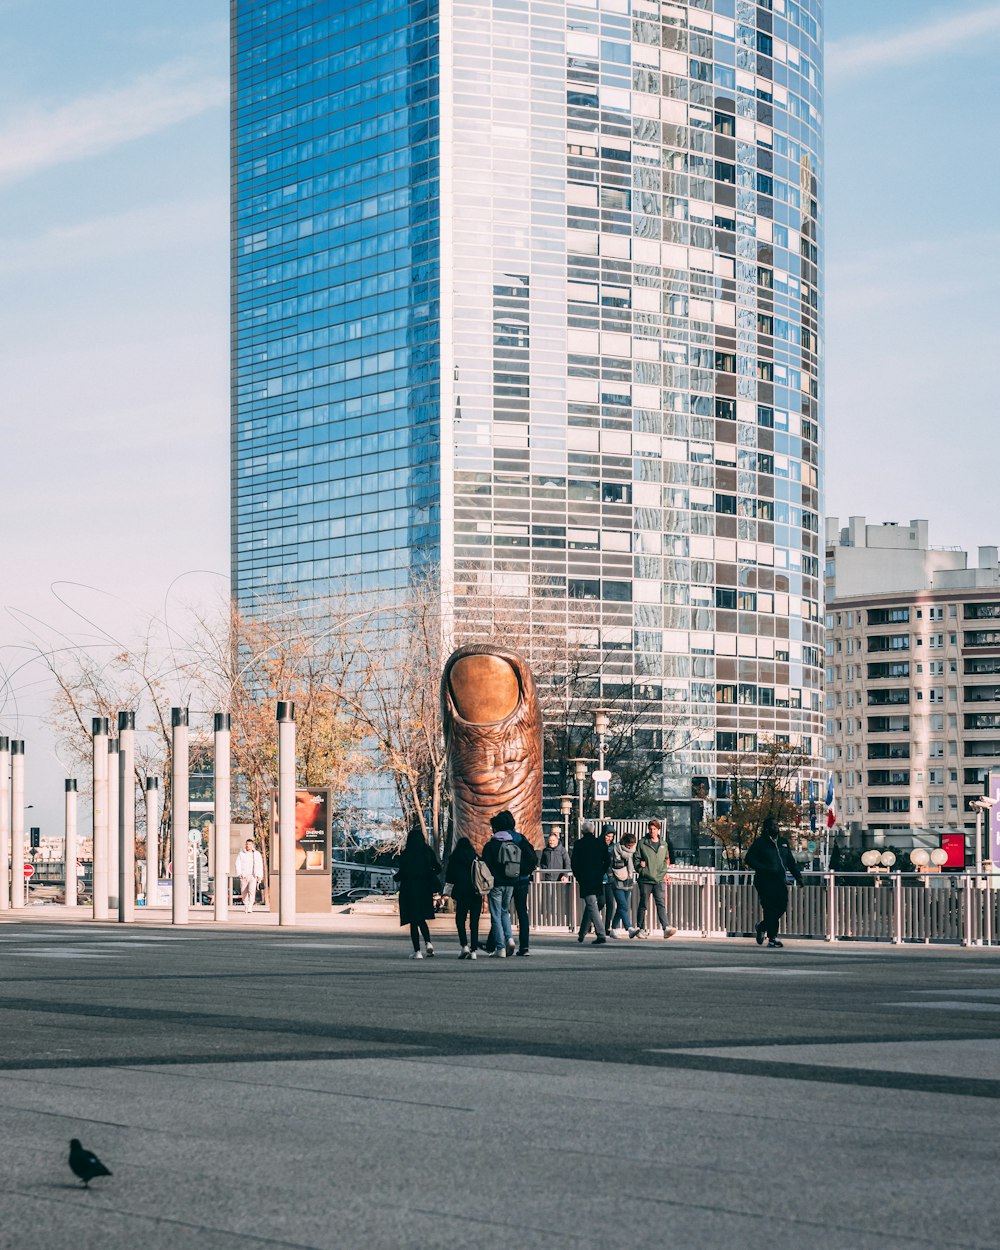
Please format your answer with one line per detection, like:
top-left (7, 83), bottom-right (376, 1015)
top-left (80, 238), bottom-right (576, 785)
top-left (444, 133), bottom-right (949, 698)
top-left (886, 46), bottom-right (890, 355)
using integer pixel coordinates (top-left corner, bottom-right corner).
top-left (409, 920), bottom-right (430, 952)
top-left (755, 879), bottom-right (789, 940)
top-left (610, 885), bottom-right (633, 931)
top-left (512, 881), bottom-right (530, 952)
top-left (578, 893), bottom-right (606, 940)
top-left (602, 881), bottom-right (615, 931)
top-left (637, 880), bottom-right (669, 933)
top-left (454, 892), bottom-right (482, 951)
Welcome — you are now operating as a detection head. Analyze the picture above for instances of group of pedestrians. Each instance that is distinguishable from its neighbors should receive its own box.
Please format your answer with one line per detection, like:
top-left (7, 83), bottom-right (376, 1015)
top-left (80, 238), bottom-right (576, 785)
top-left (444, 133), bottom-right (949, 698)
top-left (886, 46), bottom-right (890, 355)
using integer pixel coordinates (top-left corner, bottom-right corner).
top-left (395, 812), bottom-right (687, 959)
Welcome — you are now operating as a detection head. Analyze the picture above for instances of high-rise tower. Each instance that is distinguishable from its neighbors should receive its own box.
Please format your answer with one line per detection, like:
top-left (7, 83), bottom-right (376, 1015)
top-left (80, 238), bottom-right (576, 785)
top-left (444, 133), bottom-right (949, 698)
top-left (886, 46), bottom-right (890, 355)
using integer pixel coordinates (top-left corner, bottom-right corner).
top-left (232, 0), bottom-right (825, 829)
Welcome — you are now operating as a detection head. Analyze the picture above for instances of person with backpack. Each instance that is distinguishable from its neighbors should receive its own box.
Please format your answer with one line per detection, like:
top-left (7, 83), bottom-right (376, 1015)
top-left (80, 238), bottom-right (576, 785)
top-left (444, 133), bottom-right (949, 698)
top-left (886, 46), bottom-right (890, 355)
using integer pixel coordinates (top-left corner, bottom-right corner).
top-left (633, 819), bottom-right (677, 939)
top-left (745, 814), bottom-right (802, 948)
top-left (482, 810), bottom-right (522, 957)
top-left (395, 822), bottom-right (442, 959)
top-left (571, 820), bottom-right (611, 945)
top-left (509, 819), bottom-right (538, 957)
top-left (607, 830), bottom-right (639, 937)
top-left (445, 836), bottom-right (489, 960)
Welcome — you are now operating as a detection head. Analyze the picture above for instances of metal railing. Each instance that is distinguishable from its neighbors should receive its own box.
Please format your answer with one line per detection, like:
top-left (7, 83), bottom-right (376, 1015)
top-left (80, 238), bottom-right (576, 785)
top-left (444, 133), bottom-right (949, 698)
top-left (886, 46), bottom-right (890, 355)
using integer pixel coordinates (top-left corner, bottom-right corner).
top-left (527, 869), bottom-right (1000, 946)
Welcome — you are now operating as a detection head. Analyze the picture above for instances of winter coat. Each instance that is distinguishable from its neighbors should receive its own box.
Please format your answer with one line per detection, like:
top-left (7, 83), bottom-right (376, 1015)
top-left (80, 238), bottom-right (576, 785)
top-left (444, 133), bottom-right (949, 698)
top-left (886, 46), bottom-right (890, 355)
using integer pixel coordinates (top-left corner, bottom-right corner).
top-left (636, 837), bottom-right (670, 884)
top-left (745, 835), bottom-right (802, 887)
top-left (608, 842), bottom-right (636, 886)
top-left (482, 831), bottom-right (518, 886)
top-left (571, 834), bottom-right (611, 897)
top-left (512, 831), bottom-right (538, 884)
top-left (395, 844), bottom-right (442, 925)
top-left (540, 844), bottom-right (571, 875)
top-left (445, 838), bottom-right (479, 901)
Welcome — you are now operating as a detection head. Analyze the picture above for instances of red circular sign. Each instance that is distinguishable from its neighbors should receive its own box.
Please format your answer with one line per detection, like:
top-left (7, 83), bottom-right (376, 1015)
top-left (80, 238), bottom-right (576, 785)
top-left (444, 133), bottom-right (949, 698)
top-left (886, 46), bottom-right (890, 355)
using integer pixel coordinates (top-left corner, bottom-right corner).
top-left (23, 864), bottom-right (34, 879)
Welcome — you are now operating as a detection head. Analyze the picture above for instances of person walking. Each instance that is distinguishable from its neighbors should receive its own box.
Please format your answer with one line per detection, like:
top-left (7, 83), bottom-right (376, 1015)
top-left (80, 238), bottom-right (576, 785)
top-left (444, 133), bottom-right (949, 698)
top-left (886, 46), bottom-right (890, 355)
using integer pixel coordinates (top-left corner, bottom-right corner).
top-left (482, 811), bottom-right (522, 957)
top-left (633, 819), bottom-right (677, 939)
top-left (601, 824), bottom-right (617, 933)
top-left (234, 838), bottom-right (264, 914)
top-left (540, 829), bottom-right (571, 880)
top-left (607, 831), bottom-right (639, 937)
top-left (395, 822), bottom-right (442, 959)
top-left (745, 815), bottom-right (802, 948)
top-left (571, 820), bottom-right (610, 945)
top-left (509, 821), bottom-right (538, 957)
top-left (445, 836), bottom-right (484, 960)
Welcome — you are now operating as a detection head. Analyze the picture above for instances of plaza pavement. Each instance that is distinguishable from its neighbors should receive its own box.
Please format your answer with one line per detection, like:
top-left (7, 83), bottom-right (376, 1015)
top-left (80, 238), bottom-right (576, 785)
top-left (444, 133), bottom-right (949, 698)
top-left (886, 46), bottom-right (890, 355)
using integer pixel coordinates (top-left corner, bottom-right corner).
top-left (0, 915), bottom-right (998, 1249)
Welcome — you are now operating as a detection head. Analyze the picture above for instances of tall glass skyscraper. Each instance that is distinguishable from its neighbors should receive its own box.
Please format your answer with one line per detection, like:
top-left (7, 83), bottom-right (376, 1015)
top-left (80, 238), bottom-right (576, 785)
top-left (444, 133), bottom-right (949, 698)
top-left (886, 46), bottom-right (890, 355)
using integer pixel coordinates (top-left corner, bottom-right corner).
top-left (232, 0), bottom-right (825, 813)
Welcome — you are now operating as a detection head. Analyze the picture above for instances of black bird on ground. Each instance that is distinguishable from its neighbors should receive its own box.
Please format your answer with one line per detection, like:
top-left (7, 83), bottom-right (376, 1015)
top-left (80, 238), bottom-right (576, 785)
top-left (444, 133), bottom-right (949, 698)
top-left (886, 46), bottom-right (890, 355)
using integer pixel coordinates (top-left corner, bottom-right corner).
top-left (68, 1139), bottom-right (112, 1189)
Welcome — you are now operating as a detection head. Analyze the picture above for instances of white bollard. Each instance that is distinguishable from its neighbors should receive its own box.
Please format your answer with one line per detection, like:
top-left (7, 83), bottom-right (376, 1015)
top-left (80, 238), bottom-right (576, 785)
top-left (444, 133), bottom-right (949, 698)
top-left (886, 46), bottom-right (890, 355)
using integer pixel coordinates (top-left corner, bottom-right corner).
top-left (10, 741), bottom-right (25, 909)
top-left (107, 737), bottom-right (119, 910)
top-left (277, 701), bottom-right (296, 927)
top-left (64, 779), bottom-right (78, 908)
top-left (171, 708), bottom-right (189, 925)
top-left (118, 712), bottom-right (135, 923)
top-left (0, 736), bottom-right (10, 911)
top-left (214, 713), bottom-right (231, 923)
top-left (92, 718), bottom-right (110, 920)
top-left (145, 777), bottom-right (159, 910)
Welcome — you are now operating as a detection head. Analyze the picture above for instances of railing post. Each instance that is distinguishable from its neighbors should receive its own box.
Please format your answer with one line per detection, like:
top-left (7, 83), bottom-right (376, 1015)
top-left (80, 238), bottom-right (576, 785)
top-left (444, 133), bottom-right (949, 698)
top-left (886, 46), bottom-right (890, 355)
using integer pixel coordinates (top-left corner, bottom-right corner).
top-left (826, 871), bottom-right (836, 942)
top-left (962, 874), bottom-right (973, 947)
top-left (892, 872), bottom-right (902, 945)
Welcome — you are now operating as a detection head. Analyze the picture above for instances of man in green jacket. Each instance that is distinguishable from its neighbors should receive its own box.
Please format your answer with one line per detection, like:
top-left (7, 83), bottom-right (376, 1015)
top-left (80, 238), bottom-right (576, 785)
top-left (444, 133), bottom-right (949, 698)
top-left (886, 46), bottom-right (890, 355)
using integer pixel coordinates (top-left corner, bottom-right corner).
top-left (632, 819), bottom-right (677, 939)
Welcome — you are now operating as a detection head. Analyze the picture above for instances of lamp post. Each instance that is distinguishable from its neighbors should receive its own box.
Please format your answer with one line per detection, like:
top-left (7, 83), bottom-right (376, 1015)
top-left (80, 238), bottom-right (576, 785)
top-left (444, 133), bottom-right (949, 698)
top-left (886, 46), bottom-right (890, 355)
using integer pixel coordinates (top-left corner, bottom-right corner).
top-left (969, 796), bottom-right (997, 876)
top-left (568, 759), bottom-right (594, 840)
top-left (593, 708), bottom-right (610, 829)
top-left (559, 795), bottom-right (574, 850)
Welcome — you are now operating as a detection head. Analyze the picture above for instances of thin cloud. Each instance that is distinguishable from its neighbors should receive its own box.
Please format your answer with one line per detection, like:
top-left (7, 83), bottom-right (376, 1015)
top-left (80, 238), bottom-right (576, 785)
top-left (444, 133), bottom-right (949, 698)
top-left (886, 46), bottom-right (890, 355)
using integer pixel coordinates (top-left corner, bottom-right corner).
top-left (827, 2), bottom-right (1000, 80)
top-left (0, 58), bottom-right (226, 183)
top-left (0, 197), bottom-right (227, 274)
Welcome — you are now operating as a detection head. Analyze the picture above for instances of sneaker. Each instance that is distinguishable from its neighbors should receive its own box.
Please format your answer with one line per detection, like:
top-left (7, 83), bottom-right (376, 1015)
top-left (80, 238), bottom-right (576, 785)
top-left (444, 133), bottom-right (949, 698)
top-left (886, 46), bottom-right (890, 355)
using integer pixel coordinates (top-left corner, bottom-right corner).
top-left (489, 949), bottom-right (507, 958)
top-left (425, 943), bottom-right (435, 958)
top-left (627, 927), bottom-right (639, 938)
top-left (608, 928), bottom-right (621, 939)
top-left (662, 927), bottom-right (677, 940)
top-left (506, 938), bottom-right (516, 955)
top-left (635, 929), bottom-right (650, 940)
top-left (469, 950), bottom-right (477, 960)
top-left (458, 946), bottom-right (470, 960)
top-left (577, 933), bottom-right (586, 944)
top-left (767, 939), bottom-right (783, 948)
top-left (755, 922), bottom-right (766, 946)
top-left (516, 948), bottom-right (530, 957)
top-left (409, 951), bottom-right (423, 960)
top-left (592, 937), bottom-right (607, 945)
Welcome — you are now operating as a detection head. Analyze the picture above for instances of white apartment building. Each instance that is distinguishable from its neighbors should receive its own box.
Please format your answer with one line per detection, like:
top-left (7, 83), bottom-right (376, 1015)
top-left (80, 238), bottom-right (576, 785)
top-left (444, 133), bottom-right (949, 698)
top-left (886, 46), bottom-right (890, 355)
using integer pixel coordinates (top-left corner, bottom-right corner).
top-left (825, 516), bottom-right (1000, 849)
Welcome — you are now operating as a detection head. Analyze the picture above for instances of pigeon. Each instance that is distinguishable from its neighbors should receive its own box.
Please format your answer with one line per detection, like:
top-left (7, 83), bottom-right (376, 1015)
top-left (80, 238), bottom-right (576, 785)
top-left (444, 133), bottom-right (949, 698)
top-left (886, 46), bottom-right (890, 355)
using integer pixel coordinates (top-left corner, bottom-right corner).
top-left (68, 1139), bottom-right (112, 1189)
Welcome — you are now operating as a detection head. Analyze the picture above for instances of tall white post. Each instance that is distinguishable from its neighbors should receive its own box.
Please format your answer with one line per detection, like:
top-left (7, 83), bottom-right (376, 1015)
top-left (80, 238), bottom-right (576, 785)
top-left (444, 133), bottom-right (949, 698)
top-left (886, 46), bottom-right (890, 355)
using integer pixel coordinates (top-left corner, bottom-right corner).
top-left (277, 701), bottom-right (296, 927)
top-left (144, 777), bottom-right (159, 908)
top-left (214, 712), bottom-right (231, 923)
top-left (10, 741), bottom-right (25, 909)
top-left (171, 708), bottom-right (189, 926)
top-left (107, 737), bottom-right (119, 910)
top-left (118, 711), bottom-right (135, 923)
top-left (64, 779), bottom-right (78, 908)
top-left (0, 736), bottom-right (9, 911)
top-left (92, 718), bottom-right (110, 920)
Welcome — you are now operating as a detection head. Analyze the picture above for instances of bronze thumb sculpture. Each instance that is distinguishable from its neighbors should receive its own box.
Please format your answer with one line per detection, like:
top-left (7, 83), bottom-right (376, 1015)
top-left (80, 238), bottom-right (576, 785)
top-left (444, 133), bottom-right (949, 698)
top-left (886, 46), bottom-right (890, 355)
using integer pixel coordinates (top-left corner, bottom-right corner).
top-left (441, 644), bottom-right (544, 854)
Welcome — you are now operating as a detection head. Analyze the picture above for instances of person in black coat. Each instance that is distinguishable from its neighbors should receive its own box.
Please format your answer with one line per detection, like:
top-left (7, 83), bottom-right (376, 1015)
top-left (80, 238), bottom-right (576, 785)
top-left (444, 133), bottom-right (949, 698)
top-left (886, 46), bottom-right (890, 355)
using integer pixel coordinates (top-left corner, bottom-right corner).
top-left (395, 823), bottom-right (442, 959)
top-left (571, 821), bottom-right (611, 945)
top-left (445, 836), bottom-right (482, 960)
top-left (744, 815), bottom-right (802, 948)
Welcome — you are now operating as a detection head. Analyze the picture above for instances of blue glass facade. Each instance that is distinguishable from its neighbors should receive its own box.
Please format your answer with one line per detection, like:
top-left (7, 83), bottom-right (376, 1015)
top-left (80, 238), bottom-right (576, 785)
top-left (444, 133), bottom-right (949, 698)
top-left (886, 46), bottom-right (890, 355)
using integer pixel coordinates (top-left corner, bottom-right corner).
top-left (232, 0), bottom-right (825, 811)
top-left (232, 0), bottom-right (440, 599)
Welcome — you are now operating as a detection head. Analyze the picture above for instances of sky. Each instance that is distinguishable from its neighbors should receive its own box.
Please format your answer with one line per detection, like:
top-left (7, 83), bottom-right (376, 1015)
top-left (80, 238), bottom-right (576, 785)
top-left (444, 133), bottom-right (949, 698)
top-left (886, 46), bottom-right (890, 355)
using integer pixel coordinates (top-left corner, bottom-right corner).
top-left (1, 0), bottom-right (998, 831)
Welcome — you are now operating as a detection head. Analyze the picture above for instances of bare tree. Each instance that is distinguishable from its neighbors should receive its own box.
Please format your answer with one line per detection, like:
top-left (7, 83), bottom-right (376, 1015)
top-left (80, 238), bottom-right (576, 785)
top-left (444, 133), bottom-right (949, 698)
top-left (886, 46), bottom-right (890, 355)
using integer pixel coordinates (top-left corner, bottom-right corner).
top-left (702, 741), bottom-right (809, 861)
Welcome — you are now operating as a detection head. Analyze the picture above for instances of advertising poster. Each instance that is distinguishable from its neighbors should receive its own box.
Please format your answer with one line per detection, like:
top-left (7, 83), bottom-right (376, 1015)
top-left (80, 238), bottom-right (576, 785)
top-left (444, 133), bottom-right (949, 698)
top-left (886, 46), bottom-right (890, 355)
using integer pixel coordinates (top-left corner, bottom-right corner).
top-left (295, 789), bottom-right (329, 871)
top-left (990, 772), bottom-right (1000, 863)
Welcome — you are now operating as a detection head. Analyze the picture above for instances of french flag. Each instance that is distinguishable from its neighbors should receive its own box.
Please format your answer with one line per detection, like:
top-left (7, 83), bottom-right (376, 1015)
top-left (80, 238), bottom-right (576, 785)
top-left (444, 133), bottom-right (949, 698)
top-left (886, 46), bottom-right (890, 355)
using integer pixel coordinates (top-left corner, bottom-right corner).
top-left (826, 775), bottom-right (837, 829)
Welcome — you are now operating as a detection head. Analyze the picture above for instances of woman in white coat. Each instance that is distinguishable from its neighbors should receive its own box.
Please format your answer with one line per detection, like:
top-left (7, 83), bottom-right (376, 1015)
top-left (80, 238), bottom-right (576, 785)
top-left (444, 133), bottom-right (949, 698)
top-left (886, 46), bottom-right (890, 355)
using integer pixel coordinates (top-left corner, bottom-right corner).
top-left (234, 838), bottom-right (264, 914)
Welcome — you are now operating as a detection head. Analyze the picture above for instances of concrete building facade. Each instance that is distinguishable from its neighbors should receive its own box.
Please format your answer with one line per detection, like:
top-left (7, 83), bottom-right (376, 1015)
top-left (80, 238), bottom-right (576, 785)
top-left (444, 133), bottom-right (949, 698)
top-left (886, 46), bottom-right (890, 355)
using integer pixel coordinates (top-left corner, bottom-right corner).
top-left (825, 516), bottom-right (1000, 852)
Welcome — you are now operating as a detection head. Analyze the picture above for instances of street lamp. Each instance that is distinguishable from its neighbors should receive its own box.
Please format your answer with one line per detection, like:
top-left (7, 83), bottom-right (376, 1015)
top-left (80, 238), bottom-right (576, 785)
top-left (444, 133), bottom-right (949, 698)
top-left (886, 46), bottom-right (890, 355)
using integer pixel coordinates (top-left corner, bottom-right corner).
top-left (559, 795), bottom-right (574, 850)
top-left (969, 796), bottom-right (997, 876)
top-left (593, 708), bottom-right (611, 828)
top-left (568, 758), bottom-right (594, 842)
